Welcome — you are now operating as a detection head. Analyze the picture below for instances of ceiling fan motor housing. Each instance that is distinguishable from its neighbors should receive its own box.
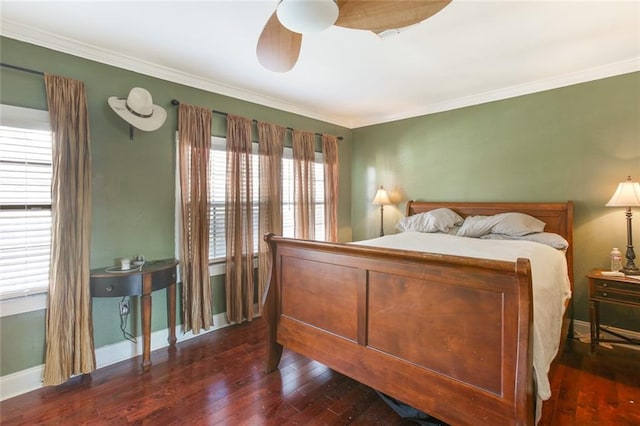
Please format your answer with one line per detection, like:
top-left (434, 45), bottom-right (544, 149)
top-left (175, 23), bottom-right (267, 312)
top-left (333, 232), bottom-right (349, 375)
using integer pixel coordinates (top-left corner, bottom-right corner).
top-left (276, 0), bottom-right (339, 33)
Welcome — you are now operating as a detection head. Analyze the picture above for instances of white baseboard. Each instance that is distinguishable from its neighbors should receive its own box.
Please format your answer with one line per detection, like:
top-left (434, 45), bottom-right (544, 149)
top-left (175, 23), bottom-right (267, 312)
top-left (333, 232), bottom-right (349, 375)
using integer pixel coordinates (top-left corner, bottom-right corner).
top-left (0, 364), bottom-right (45, 402)
top-left (572, 319), bottom-right (640, 350)
top-left (0, 311), bottom-right (236, 402)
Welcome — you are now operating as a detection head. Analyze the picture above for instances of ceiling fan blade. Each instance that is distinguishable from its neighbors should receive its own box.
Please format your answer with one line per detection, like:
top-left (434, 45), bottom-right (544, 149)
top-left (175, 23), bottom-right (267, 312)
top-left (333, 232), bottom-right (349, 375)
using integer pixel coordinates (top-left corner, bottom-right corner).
top-left (256, 11), bottom-right (303, 72)
top-left (335, 0), bottom-right (452, 32)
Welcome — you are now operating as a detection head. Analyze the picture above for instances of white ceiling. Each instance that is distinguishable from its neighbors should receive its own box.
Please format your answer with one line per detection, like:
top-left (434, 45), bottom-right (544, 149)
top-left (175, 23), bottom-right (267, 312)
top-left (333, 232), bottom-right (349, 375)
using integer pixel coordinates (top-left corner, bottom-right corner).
top-left (1, 1), bottom-right (639, 129)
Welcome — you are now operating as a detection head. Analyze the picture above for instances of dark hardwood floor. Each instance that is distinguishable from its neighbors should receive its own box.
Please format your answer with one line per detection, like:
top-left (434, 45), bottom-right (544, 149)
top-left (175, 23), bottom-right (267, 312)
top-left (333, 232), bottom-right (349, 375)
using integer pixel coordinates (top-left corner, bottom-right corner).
top-left (1, 319), bottom-right (639, 425)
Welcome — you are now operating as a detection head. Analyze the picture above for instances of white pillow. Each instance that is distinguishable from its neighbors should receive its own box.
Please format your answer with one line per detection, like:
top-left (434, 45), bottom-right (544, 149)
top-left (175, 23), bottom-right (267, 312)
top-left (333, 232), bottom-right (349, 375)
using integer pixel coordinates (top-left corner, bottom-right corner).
top-left (396, 208), bottom-right (464, 233)
top-left (491, 212), bottom-right (545, 236)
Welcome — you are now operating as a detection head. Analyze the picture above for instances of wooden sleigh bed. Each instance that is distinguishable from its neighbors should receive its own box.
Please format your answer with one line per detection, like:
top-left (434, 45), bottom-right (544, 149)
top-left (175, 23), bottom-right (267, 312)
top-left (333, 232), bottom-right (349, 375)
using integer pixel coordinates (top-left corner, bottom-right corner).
top-left (263, 201), bottom-right (574, 425)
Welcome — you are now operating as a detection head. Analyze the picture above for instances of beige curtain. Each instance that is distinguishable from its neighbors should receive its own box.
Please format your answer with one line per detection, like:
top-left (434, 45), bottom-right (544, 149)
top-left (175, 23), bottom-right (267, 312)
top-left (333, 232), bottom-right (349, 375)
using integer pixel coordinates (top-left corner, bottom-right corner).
top-left (225, 115), bottom-right (255, 323)
top-left (257, 122), bottom-right (285, 314)
top-left (322, 134), bottom-right (339, 242)
top-left (42, 74), bottom-right (95, 386)
top-left (178, 103), bottom-right (213, 334)
top-left (292, 130), bottom-right (316, 239)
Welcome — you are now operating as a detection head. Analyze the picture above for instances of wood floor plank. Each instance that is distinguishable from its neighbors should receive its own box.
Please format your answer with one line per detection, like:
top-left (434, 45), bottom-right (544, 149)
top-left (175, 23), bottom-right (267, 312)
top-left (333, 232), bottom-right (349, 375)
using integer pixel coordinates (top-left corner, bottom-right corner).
top-left (1, 319), bottom-right (639, 425)
top-left (611, 352), bottom-right (640, 426)
top-left (540, 350), bottom-right (582, 424)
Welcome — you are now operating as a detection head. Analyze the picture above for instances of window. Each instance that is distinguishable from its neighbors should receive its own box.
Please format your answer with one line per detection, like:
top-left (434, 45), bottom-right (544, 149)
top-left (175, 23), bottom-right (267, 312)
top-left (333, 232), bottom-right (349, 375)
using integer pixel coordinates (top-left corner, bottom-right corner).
top-left (176, 135), bottom-right (325, 267)
top-left (209, 138), bottom-right (325, 261)
top-left (282, 149), bottom-right (325, 239)
top-left (0, 105), bottom-right (52, 300)
top-left (208, 137), bottom-right (260, 261)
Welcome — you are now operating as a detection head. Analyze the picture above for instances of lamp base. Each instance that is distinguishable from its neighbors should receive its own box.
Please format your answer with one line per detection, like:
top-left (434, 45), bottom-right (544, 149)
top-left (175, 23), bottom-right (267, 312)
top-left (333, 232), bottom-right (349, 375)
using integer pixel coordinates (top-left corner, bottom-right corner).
top-left (620, 208), bottom-right (638, 275)
top-left (621, 245), bottom-right (638, 275)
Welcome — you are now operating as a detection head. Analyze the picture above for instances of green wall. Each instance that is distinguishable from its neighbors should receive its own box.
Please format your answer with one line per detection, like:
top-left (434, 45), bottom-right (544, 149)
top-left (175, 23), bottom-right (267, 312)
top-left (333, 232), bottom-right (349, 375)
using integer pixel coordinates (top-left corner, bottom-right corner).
top-left (1, 34), bottom-right (638, 379)
top-left (0, 37), bottom-right (352, 375)
top-left (351, 72), bottom-right (640, 332)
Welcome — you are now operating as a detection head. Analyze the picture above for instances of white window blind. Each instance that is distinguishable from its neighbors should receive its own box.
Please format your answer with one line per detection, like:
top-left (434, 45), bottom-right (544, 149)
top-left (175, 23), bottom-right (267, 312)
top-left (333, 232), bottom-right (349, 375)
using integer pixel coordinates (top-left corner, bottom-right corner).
top-left (208, 137), bottom-right (260, 262)
top-left (209, 139), bottom-right (227, 261)
top-left (0, 105), bottom-right (52, 299)
top-left (281, 149), bottom-right (325, 239)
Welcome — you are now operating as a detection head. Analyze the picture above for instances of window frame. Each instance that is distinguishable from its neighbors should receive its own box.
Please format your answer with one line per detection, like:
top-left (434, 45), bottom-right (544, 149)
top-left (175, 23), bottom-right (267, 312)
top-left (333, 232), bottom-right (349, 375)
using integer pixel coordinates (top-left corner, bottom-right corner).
top-left (0, 104), bottom-right (52, 316)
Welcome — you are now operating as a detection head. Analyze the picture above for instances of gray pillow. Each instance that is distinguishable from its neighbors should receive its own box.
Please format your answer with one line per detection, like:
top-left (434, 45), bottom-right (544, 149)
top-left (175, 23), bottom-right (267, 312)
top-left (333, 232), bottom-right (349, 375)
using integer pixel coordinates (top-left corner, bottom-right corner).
top-left (396, 208), bottom-right (464, 233)
top-left (481, 232), bottom-right (569, 250)
top-left (456, 215), bottom-right (499, 237)
top-left (491, 212), bottom-right (546, 236)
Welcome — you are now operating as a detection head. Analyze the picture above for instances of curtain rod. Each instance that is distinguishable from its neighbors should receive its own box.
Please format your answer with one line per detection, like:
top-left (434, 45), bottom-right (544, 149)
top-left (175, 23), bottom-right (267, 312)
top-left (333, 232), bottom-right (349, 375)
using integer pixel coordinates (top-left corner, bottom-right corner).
top-left (171, 99), bottom-right (342, 141)
top-left (0, 62), bottom-right (45, 76)
top-left (0, 65), bottom-right (343, 141)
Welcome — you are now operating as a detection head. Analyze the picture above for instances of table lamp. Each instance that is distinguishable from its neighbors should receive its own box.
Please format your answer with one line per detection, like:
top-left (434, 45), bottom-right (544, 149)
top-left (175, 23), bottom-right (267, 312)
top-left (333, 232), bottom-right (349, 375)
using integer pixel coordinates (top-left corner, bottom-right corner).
top-left (372, 186), bottom-right (391, 237)
top-left (606, 176), bottom-right (640, 274)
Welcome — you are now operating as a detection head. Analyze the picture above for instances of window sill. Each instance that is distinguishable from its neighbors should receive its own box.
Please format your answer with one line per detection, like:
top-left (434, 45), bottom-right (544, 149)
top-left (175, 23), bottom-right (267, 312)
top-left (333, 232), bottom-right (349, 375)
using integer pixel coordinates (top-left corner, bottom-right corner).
top-left (0, 292), bottom-right (47, 317)
top-left (209, 262), bottom-right (225, 276)
top-left (208, 257), bottom-right (259, 277)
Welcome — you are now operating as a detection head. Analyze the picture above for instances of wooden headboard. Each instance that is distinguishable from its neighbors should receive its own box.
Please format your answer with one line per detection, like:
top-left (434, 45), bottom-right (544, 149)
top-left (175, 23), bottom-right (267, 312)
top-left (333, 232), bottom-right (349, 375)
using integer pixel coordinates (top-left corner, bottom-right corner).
top-left (405, 201), bottom-right (574, 288)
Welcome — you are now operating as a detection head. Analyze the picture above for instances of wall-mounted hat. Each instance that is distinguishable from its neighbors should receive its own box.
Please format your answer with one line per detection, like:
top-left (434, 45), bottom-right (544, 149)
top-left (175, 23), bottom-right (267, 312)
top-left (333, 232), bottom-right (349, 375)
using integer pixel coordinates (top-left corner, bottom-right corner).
top-left (108, 87), bottom-right (166, 132)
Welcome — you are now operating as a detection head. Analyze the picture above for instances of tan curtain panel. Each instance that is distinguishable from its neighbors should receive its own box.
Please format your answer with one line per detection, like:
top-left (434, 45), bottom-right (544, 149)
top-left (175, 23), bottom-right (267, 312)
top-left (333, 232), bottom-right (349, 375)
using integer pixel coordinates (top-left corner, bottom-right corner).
top-left (322, 134), bottom-right (339, 243)
top-left (178, 103), bottom-right (213, 334)
top-left (42, 74), bottom-right (95, 386)
top-left (257, 122), bottom-right (285, 314)
top-left (292, 130), bottom-right (316, 240)
top-left (225, 115), bottom-right (255, 323)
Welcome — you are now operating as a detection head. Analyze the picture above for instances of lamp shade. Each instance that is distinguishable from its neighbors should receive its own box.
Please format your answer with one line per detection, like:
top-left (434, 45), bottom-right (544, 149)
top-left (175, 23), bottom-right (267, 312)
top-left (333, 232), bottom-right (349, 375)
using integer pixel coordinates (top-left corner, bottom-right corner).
top-left (277, 0), bottom-right (339, 34)
top-left (606, 176), bottom-right (640, 207)
top-left (372, 186), bottom-right (391, 206)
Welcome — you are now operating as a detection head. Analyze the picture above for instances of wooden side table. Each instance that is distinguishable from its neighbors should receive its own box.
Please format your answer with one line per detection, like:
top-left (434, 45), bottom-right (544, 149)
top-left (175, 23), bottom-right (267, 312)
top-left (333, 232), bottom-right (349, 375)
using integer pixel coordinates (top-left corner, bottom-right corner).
top-left (587, 270), bottom-right (640, 353)
top-left (90, 258), bottom-right (179, 370)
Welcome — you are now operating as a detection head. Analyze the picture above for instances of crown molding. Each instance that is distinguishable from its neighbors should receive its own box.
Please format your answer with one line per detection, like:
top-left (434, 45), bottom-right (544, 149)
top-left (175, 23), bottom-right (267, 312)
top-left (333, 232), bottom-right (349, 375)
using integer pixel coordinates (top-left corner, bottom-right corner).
top-left (349, 57), bottom-right (640, 128)
top-left (2, 19), bottom-right (638, 130)
top-left (0, 19), bottom-right (350, 127)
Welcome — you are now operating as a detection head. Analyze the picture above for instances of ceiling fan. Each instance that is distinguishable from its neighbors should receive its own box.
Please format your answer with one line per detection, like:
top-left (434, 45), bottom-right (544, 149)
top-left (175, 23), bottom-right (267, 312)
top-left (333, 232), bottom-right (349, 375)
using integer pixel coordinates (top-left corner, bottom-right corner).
top-left (256, 0), bottom-right (452, 72)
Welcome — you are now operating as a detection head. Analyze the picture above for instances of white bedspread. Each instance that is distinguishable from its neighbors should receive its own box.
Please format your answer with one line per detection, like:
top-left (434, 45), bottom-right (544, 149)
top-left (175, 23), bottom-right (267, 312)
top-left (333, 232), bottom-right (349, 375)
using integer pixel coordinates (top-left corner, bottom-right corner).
top-left (354, 231), bottom-right (572, 407)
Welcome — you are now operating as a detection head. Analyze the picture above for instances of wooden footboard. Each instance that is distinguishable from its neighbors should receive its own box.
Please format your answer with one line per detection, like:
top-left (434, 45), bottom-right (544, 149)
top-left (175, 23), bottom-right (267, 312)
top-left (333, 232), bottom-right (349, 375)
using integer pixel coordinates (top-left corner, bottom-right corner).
top-left (263, 235), bottom-right (534, 425)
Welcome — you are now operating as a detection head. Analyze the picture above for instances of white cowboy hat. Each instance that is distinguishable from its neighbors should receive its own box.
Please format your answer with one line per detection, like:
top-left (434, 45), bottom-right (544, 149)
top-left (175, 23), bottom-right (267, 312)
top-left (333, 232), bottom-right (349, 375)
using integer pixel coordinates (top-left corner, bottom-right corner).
top-left (108, 87), bottom-right (167, 132)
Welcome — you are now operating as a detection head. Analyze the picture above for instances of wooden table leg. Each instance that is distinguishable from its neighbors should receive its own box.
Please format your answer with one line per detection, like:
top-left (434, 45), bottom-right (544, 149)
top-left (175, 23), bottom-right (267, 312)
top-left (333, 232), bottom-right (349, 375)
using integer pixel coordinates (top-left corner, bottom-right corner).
top-left (141, 273), bottom-right (153, 371)
top-left (589, 299), bottom-right (598, 354)
top-left (167, 282), bottom-right (177, 346)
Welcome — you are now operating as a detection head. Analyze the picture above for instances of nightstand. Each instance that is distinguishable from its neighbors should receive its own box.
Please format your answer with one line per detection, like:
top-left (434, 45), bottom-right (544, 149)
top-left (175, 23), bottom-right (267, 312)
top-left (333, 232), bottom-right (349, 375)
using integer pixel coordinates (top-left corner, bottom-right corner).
top-left (587, 270), bottom-right (640, 353)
